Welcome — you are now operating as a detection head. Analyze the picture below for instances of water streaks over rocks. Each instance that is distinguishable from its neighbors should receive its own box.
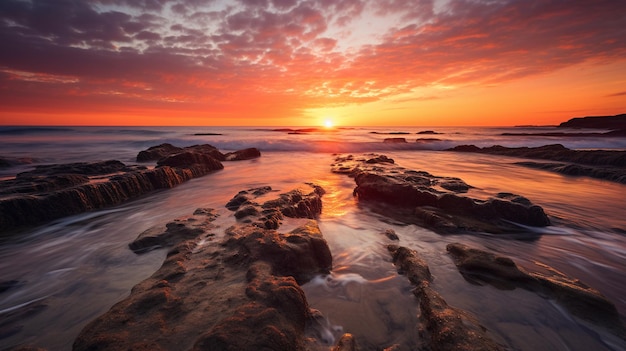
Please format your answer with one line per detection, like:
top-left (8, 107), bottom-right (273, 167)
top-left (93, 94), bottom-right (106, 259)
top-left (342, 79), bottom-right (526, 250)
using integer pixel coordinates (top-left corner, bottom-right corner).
top-left (0, 144), bottom-right (260, 233)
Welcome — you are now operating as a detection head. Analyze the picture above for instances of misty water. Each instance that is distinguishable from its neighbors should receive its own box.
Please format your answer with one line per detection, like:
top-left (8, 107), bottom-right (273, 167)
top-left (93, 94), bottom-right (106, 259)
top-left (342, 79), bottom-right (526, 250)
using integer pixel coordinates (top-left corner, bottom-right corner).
top-left (1, 127), bottom-right (625, 350)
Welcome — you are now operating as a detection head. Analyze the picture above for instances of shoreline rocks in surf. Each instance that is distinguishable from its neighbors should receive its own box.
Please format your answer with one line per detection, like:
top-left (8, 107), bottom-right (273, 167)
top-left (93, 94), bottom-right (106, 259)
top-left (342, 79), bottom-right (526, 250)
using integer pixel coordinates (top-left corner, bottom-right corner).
top-left (446, 242), bottom-right (626, 339)
top-left (388, 245), bottom-right (506, 351)
top-left (447, 144), bottom-right (626, 184)
top-left (0, 144), bottom-right (261, 233)
top-left (331, 153), bottom-right (550, 234)
top-left (388, 243), bottom-right (625, 347)
top-left (73, 184), bottom-right (352, 351)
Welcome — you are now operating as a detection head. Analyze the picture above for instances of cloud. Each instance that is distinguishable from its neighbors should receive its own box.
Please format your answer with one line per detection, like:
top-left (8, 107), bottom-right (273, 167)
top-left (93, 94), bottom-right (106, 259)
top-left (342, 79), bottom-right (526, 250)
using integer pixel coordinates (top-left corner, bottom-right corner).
top-left (606, 91), bottom-right (626, 98)
top-left (0, 0), bottom-right (625, 122)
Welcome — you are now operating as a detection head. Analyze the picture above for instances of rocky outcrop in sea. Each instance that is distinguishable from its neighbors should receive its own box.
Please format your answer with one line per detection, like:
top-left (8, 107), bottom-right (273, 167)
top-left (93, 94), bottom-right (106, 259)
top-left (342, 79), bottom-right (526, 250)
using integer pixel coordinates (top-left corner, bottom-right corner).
top-left (331, 154), bottom-right (550, 234)
top-left (0, 144), bottom-right (260, 233)
top-left (447, 144), bottom-right (626, 184)
top-left (72, 184), bottom-right (343, 351)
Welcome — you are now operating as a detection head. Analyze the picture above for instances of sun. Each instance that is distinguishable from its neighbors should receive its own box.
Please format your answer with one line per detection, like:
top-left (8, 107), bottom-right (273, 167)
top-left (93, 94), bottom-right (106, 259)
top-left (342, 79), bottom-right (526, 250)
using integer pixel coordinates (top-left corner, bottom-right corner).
top-left (324, 119), bottom-right (334, 128)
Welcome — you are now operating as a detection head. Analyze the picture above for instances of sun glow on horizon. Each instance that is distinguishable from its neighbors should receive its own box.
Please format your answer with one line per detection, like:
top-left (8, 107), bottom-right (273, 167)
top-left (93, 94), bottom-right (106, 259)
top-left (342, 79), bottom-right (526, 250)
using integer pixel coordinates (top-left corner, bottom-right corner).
top-left (324, 119), bottom-right (334, 128)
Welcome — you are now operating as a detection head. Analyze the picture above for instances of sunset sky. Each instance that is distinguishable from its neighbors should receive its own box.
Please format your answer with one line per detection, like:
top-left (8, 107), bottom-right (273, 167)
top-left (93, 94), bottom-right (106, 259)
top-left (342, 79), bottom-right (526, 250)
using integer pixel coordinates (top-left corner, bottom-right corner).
top-left (1, 0), bottom-right (625, 126)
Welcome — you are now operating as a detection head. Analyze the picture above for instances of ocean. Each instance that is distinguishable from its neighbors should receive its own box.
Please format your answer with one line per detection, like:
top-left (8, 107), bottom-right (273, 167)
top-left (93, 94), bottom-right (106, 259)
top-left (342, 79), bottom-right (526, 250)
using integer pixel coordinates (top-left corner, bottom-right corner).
top-left (1, 126), bottom-right (625, 350)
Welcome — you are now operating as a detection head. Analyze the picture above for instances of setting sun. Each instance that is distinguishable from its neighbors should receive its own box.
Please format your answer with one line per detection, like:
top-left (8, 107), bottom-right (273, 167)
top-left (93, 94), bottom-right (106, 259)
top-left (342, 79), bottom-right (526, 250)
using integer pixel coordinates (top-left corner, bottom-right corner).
top-left (324, 119), bottom-right (334, 128)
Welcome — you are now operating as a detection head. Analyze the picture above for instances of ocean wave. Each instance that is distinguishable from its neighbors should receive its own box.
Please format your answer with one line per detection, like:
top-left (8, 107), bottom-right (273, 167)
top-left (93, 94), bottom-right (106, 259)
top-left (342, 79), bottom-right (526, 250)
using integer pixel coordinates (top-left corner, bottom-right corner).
top-left (208, 139), bottom-right (457, 153)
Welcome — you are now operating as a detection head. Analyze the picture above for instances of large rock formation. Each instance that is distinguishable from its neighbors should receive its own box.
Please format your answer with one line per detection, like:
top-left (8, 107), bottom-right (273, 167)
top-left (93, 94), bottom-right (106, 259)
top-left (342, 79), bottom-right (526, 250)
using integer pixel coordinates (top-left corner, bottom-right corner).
top-left (0, 144), bottom-right (261, 233)
top-left (558, 113), bottom-right (626, 130)
top-left (136, 143), bottom-right (261, 162)
top-left (331, 154), bottom-right (549, 234)
top-left (74, 184), bottom-right (347, 351)
top-left (446, 243), bottom-right (626, 338)
top-left (388, 245), bottom-right (506, 351)
top-left (446, 144), bottom-right (626, 184)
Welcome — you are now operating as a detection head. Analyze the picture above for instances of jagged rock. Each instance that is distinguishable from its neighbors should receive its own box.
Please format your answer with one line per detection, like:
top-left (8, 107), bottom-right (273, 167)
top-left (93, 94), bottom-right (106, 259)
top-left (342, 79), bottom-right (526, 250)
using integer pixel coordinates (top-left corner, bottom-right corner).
top-left (156, 151), bottom-right (224, 176)
top-left (447, 243), bottom-right (626, 338)
top-left (223, 220), bottom-right (332, 284)
top-left (388, 245), bottom-right (431, 287)
top-left (192, 261), bottom-right (309, 351)
top-left (0, 159), bottom-right (224, 233)
top-left (74, 186), bottom-right (337, 351)
top-left (136, 143), bottom-right (184, 162)
top-left (137, 143), bottom-right (261, 163)
top-left (416, 285), bottom-right (505, 351)
top-left (383, 229), bottom-right (399, 241)
top-left (387, 245), bottom-right (505, 351)
top-left (227, 185), bottom-right (324, 230)
top-left (224, 147), bottom-right (262, 161)
top-left (129, 209), bottom-right (219, 253)
top-left (332, 154), bottom-right (548, 234)
top-left (1, 144), bottom-right (262, 232)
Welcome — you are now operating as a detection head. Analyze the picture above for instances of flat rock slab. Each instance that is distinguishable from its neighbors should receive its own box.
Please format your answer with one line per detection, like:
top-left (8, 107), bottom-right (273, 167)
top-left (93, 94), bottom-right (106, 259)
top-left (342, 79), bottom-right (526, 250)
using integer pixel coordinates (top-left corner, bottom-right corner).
top-left (331, 154), bottom-right (550, 234)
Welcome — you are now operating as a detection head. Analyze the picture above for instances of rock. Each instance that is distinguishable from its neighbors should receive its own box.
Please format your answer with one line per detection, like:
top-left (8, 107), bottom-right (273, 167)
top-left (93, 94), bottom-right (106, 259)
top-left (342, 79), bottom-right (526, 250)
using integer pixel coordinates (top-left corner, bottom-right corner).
top-left (333, 154), bottom-right (549, 234)
top-left (129, 209), bottom-right (219, 253)
top-left (193, 262), bottom-right (309, 351)
top-left (388, 245), bottom-right (431, 287)
top-left (136, 143), bottom-right (184, 162)
top-left (387, 245), bottom-right (505, 351)
top-left (446, 144), bottom-right (626, 168)
top-left (383, 138), bottom-right (407, 143)
top-left (0, 158), bottom-right (222, 233)
top-left (227, 184), bottom-right (324, 230)
top-left (417, 285), bottom-right (505, 351)
top-left (332, 333), bottom-right (357, 351)
top-left (224, 147), bottom-right (261, 161)
top-left (1, 144), bottom-right (262, 232)
top-left (515, 161), bottom-right (626, 184)
top-left (383, 229), bottom-right (399, 240)
top-left (558, 113), bottom-right (626, 129)
top-left (447, 243), bottom-right (626, 338)
top-left (223, 220), bottom-right (332, 283)
top-left (74, 186), bottom-right (337, 351)
top-left (365, 154), bottom-right (394, 164)
top-left (156, 151), bottom-right (224, 175)
top-left (416, 130), bottom-right (442, 135)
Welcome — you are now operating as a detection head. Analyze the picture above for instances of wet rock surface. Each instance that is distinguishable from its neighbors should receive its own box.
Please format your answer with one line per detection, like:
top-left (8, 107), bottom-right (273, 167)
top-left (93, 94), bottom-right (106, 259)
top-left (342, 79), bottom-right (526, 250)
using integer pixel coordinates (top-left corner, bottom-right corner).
top-left (74, 184), bottom-right (351, 351)
top-left (0, 144), bottom-right (260, 233)
top-left (447, 144), bottom-right (626, 183)
top-left (136, 143), bottom-right (261, 163)
top-left (331, 154), bottom-right (549, 234)
top-left (446, 242), bottom-right (626, 338)
top-left (388, 245), bottom-right (506, 351)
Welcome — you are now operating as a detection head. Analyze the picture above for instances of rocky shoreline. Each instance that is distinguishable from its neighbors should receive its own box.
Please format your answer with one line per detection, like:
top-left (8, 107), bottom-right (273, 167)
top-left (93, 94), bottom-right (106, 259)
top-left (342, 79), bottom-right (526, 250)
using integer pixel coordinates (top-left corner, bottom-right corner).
top-left (2, 142), bottom-right (625, 349)
top-left (0, 144), bottom-right (260, 233)
top-left (67, 153), bottom-right (624, 350)
top-left (447, 144), bottom-right (626, 184)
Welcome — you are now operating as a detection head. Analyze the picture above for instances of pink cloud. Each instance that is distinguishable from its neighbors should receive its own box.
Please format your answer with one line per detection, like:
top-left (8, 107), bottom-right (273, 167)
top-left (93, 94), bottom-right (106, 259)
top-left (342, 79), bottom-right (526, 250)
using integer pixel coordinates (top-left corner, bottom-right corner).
top-left (0, 0), bottom-right (624, 121)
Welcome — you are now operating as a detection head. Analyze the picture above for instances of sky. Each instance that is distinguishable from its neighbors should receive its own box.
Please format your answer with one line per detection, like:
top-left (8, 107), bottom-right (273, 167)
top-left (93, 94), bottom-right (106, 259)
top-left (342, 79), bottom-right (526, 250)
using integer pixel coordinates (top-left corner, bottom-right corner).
top-left (0, 0), bottom-right (625, 127)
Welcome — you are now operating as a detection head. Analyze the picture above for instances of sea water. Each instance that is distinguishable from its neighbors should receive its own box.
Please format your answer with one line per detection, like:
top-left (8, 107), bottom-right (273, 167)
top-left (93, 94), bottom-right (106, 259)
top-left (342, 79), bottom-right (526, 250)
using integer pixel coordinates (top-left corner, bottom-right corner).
top-left (0, 126), bottom-right (625, 350)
